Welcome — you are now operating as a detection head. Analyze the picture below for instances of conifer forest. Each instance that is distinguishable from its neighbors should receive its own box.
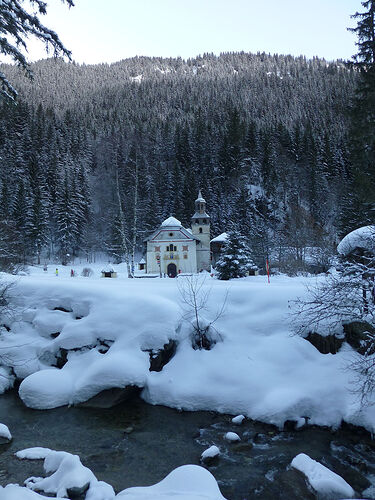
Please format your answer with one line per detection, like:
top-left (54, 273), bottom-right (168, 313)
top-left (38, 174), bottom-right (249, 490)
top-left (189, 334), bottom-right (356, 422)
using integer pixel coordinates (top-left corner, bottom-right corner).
top-left (0, 53), bottom-right (361, 271)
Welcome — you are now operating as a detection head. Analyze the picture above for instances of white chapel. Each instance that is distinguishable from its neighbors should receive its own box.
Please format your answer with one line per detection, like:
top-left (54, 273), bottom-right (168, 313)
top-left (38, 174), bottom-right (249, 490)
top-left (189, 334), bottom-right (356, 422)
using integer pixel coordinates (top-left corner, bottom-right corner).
top-left (145, 191), bottom-right (211, 276)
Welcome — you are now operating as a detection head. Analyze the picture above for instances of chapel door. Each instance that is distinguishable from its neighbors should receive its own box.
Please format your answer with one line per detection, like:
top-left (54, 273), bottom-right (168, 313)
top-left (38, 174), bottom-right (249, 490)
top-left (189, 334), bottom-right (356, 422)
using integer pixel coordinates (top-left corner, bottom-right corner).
top-left (167, 263), bottom-right (177, 278)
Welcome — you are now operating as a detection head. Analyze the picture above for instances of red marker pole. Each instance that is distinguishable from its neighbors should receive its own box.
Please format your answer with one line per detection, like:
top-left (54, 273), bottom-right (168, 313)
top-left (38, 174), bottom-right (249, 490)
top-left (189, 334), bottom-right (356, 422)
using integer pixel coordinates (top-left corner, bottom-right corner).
top-left (266, 259), bottom-right (270, 284)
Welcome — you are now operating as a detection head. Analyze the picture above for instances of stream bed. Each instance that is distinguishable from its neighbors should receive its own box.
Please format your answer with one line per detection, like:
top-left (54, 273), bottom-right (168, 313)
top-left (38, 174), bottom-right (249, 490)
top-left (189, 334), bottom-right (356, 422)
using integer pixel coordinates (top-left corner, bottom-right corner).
top-left (1, 390), bottom-right (375, 499)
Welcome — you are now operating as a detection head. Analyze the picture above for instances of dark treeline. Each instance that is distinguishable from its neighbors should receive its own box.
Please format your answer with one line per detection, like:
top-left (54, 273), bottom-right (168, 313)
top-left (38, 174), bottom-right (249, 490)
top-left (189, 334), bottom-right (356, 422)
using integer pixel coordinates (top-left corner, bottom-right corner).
top-left (0, 52), bottom-right (357, 272)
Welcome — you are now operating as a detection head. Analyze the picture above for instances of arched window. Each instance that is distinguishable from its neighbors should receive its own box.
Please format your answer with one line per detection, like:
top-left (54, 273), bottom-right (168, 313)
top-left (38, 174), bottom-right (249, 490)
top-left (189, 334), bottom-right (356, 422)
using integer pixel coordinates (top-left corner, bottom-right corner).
top-left (199, 227), bottom-right (203, 234)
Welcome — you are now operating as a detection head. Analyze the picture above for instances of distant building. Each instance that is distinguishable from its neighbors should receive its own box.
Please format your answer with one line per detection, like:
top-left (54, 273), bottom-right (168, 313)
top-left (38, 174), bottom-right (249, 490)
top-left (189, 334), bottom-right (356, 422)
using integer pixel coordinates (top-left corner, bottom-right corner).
top-left (210, 232), bottom-right (228, 267)
top-left (145, 191), bottom-right (211, 276)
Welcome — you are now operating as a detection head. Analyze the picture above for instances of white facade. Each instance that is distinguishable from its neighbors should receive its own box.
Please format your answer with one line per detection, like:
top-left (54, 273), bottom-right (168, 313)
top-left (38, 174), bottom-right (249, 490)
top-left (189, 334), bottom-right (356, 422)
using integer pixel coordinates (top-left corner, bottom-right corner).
top-left (145, 192), bottom-right (211, 276)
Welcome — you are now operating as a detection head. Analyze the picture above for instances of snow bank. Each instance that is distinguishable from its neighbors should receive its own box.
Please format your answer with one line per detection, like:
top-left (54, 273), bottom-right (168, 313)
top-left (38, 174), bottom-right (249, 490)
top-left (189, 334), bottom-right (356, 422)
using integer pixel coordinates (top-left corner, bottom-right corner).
top-left (15, 447), bottom-right (115, 499)
top-left (9, 448), bottom-right (225, 500)
top-left (291, 453), bottom-right (355, 498)
top-left (0, 269), bottom-right (374, 430)
top-left (337, 225), bottom-right (375, 256)
top-left (116, 464), bottom-right (226, 499)
top-left (0, 484), bottom-right (66, 499)
top-left (3, 275), bottom-right (179, 409)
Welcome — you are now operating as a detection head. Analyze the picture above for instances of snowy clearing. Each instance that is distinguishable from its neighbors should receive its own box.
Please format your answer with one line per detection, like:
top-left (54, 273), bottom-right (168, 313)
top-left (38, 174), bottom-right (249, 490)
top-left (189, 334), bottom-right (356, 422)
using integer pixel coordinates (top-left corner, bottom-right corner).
top-left (0, 263), bottom-right (374, 431)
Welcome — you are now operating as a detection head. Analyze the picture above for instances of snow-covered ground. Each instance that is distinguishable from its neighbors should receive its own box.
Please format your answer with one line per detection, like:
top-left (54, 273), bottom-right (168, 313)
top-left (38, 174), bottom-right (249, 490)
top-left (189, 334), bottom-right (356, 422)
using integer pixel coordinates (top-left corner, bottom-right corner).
top-left (0, 263), bottom-right (374, 431)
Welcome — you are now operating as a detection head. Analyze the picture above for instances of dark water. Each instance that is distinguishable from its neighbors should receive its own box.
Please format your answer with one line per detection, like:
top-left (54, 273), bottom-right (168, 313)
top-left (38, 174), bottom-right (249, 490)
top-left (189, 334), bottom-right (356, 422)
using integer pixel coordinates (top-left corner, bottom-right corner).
top-left (1, 391), bottom-right (375, 499)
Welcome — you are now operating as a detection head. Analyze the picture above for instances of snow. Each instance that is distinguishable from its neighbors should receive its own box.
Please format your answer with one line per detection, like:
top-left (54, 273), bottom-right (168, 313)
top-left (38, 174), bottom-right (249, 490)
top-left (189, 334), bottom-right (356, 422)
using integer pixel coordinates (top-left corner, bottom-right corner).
top-left (0, 485), bottom-right (66, 499)
top-left (129, 74), bottom-right (143, 83)
top-left (15, 447), bottom-right (115, 499)
top-left (210, 233), bottom-right (228, 243)
top-left (224, 432), bottom-right (240, 442)
top-left (0, 265), bottom-right (375, 431)
top-left (116, 464), bottom-right (226, 499)
top-left (201, 445), bottom-right (220, 460)
top-left (0, 423), bottom-right (11, 441)
top-left (337, 225), bottom-right (375, 256)
top-left (161, 216), bottom-right (182, 227)
top-left (231, 414), bottom-right (245, 425)
top-left (6, 448), bottom-right (225, 500)
top-left (291, 453), bottom-right (355, 498)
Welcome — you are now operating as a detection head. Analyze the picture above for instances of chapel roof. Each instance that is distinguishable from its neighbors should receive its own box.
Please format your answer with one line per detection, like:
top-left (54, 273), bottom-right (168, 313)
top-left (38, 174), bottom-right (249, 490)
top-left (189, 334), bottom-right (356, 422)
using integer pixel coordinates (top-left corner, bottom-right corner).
top-left (161, 216), bottom-right (182, 227)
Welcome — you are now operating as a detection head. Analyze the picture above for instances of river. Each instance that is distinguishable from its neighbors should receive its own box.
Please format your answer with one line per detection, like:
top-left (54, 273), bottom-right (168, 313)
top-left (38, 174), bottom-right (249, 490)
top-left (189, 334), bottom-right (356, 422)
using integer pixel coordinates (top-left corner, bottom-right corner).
top-left (0, 391), bottom-right (374, 499)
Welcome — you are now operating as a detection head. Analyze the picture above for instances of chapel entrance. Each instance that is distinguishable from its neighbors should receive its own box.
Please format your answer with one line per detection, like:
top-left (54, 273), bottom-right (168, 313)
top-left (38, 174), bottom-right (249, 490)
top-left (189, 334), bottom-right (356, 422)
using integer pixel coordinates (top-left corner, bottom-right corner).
top-left (167, 263), bottom-right (177, 278)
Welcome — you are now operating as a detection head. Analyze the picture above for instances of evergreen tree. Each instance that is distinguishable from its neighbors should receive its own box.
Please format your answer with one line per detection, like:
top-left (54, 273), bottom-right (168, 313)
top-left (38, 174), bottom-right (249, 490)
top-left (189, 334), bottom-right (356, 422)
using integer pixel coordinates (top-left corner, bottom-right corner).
top-left (0, 0), bottom-right (73, 100)
top-left (26, 185), bottom-right (48, 264)
top-left (216, 228), bottom-right (256, 280)
top-left (345, 1), bottom-right (375, 229)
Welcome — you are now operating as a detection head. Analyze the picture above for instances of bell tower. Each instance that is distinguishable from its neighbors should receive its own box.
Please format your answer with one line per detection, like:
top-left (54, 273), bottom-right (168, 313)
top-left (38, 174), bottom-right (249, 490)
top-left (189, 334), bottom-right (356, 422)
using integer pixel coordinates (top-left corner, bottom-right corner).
top-left (191, 190), bottom-right (211, 271)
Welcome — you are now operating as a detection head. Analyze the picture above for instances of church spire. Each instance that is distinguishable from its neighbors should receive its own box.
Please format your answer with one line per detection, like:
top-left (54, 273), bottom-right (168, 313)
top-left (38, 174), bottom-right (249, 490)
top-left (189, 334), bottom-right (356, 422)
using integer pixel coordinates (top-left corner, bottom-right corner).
top-left (194, 189), bottom-right (208, 215)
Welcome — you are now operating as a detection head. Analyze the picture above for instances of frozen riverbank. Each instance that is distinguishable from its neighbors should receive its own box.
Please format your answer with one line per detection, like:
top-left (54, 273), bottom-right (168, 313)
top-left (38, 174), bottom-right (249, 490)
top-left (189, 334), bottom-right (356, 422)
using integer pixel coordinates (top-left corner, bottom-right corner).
top-left (0, 266), bottom-right (374, 431)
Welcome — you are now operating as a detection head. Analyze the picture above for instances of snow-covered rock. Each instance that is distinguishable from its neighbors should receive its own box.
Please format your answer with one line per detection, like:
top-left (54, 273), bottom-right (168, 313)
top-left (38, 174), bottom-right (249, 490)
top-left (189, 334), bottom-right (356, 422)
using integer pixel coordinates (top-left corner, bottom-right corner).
top-left (0, 423), bottom-right (12, 442)
top-left (116, 464), bottom-right (226, 499)
top-left (231, 414), bottom-right (245, 425)
top-left (201, 445), bottom-right (220, 464)
top-left (291, 453), bottom-right (355, 498)
top-left (224, 431), bottom-right (240, 442)
top-left (16, 447), bottom-right (115, 499)
top-left (11, 448), bottom-right (225, 500)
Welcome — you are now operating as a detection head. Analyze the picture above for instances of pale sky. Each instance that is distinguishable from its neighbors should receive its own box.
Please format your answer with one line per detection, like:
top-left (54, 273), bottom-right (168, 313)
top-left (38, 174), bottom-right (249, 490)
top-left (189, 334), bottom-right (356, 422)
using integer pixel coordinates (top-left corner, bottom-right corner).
top-left (26, 0), bottom-right (360, 64)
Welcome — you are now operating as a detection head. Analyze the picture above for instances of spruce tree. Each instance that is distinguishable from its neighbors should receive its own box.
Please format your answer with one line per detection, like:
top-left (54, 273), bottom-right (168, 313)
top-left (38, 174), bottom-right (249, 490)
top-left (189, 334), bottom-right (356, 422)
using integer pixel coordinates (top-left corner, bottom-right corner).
top-left (345, 1), bottom-right (375, 229)
top-left (216, 229), bottom-right (256, 280)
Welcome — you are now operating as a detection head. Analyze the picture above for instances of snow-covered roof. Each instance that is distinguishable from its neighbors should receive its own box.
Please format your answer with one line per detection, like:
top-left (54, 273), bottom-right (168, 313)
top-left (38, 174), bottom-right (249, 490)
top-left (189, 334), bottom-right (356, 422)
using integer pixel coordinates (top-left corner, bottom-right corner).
top-left (337, 225), bottom-right (375, 256)
top-left (191, 211), bottom-right (210, 219)
top-left (211, 232), bottom-right (228, 243)
top-left (161, 216), bottom-right (182, 227)
top-left (139, 258), bottom-right (146, 264)
top-left (101, 265), bottom-right (115, 272)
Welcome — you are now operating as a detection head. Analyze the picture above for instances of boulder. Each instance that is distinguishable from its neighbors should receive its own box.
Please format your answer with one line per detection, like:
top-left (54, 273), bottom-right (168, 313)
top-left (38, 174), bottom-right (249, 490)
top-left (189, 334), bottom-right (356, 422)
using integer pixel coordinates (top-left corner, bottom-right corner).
top-left (67, 482), bottom-right (90, 498)
top-left (147, 339), bottom-right (177, 372)
top-left (305, 332), bottom-right (344, 354)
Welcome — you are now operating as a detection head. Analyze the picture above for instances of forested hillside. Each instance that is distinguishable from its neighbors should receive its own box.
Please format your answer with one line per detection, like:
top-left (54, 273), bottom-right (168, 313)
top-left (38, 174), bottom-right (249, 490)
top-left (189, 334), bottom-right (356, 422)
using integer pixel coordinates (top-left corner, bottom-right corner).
top-left (0, 52), bottom-right (357, 272)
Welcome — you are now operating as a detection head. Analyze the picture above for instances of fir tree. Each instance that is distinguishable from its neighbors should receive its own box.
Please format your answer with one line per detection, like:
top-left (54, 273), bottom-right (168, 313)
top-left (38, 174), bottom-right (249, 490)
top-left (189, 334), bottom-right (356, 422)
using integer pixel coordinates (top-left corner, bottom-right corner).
top-left (345, 1), bottom-right (375, 229)
top-left (216, 229), bottom-right (256, 280)
top-left (0, 0), bottom-right (73, 100)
